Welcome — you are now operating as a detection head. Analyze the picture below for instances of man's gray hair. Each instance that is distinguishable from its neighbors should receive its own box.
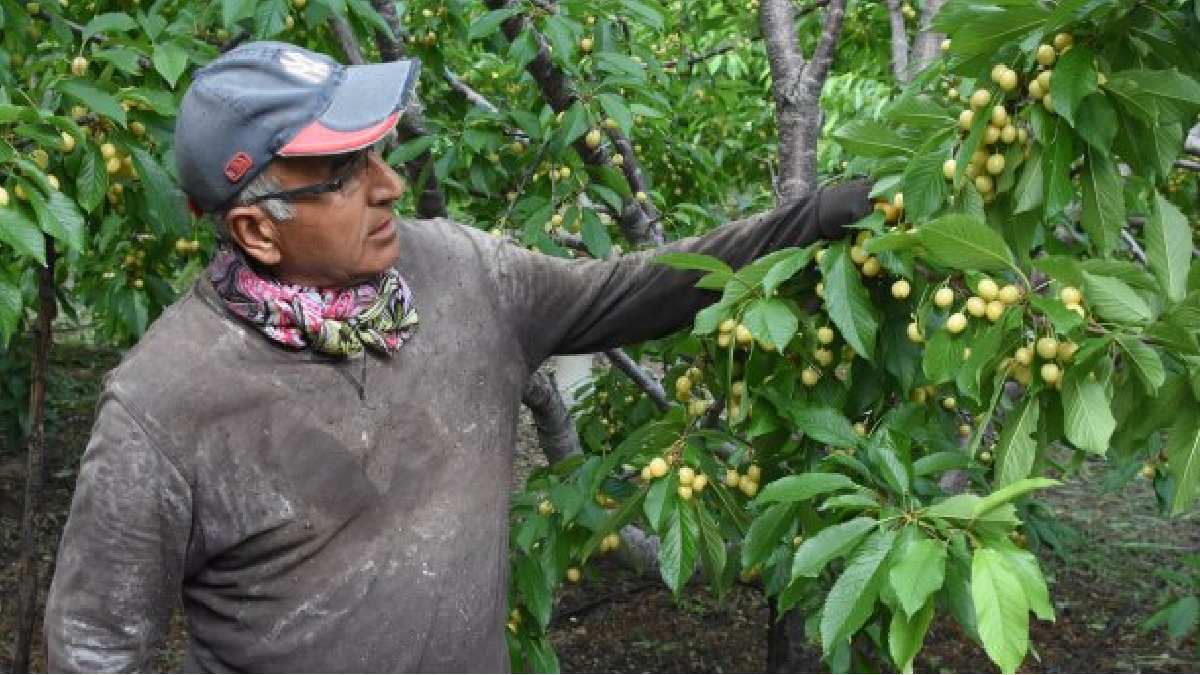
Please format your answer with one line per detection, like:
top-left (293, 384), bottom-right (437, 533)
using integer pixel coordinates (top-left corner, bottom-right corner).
top-left (212, 169), bottom-right (295, 241)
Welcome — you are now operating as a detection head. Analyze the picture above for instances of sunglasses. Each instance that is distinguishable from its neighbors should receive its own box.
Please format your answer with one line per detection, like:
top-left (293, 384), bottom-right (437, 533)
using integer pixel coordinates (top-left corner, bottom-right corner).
top-left (245, 132), bottom-right (395, 206)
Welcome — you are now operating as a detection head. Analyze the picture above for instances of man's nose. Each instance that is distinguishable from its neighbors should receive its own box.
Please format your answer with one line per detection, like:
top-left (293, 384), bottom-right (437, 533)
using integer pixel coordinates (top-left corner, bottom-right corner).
top-left (367, 154), bottom-right (406, 206)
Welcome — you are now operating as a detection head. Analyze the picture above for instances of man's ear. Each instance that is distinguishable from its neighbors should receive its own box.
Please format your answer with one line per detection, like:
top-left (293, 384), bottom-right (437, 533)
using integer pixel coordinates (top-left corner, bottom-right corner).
top-left (226, 205), bottom-right (282, 267)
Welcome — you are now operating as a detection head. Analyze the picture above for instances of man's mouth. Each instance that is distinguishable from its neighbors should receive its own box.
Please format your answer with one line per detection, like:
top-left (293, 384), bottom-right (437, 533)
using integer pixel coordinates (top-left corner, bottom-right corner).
top-left (369, 217), bottom-right (396, 238)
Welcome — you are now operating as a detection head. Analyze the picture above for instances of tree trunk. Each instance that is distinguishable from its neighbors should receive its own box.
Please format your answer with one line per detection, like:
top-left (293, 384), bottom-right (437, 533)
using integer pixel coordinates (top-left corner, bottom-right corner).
top-left (884, 0), bottom-right (910, 84)
top-left (909, 0), bottom-right (946, 77)
top-left (11, 237), bottom-right (56, 672)
top-left (760, 0), bottom-right (847, 201)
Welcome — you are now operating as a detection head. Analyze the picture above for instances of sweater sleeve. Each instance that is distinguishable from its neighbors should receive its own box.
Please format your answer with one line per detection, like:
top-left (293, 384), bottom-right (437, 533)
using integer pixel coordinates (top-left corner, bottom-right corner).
top-left (44, 394), bottom-right (192, 673)
top-left (495, 180), bottom-right (873, 367)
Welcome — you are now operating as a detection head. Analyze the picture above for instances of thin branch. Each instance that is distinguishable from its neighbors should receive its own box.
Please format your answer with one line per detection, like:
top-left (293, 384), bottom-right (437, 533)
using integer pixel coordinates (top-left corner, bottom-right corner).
top-left (329, 16), bottom-right (366, 65)
top-left (1120, 229), bottom-right (1147, 265)
top-left (884, 0), bottom-right (910, 84)
top-left (803, 0), bottom-right (847, 86)
top-left (1176, 158), bottom-right (1200, 172)
top-left (368, 0), bottom-right (407, 62)
top-left (443, 68), bottom-right (500, 115)
top-left (604, 349), bottom-right (670, 413)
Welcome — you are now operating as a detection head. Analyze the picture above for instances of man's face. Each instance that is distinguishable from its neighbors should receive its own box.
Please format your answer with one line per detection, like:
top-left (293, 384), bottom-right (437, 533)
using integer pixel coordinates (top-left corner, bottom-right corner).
top-left (228, 142), bottom-right (407, 288)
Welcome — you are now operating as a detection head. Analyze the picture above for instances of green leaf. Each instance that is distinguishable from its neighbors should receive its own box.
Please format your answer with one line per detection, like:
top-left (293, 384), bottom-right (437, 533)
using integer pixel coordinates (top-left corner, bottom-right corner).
top-left (820, 528), bottom-right (897, 653)
top-left (924, 493), bottom-right (1019, 526)
top-left (696, 504), bottom-right (727, 592)
top-left (0, 207), bottom-right (47, 264)
top-left (820, 241), bottom-right (878, 360)
top-left (833, 120), bottom-right (914, 158)
top-left (596, 93), bottom-right (632, 136)
top-left (1108, 69), bottom-right (1200, 123)
top-left (902, 137), bottom-right (952, 222)
top-left (1079, 152), bottom-right (1124, 256)
top-left (81, 12), bottom-right (138, 42)
top-left (1075, 94), bottom-right (1117, 151)
top-left (386, 135), bottom-right (435, 165)
top-left (791, 517), bottom-right (877, 578)
top-left (152, 42), bottom-right (189, 88)
top-left (580, 209), bottom-right (611, 260)
top-left (741, 502), bottom-right (795, 568)
top-left (888, 535), bottom-right (947, 618)
top-left (75, 144), bottom-right (108, 213)
top-left (542, 15), bottom-right (576, 64)
top-left (660, 504), bottom-right (698, 595)
top-left (515, 556), bottom-right (553, 629)
top-left (1062, 371), bottom-right (1116, 454)
top-left (57, 80), bottom-right (127, 128)
top-left (468, 6), bottom-right (521, 40)
top-left (558, 100), bottom-right (590, 148)
top-left (917, 213), bottom-right (1016, 273)
top-left (1116, 336), bottom-right (1165, 396)
top-left (998, 547), bottom-right (1054, 622)
top-left (644, 473), bottom-right (676, 531)
top-left (1146, 192), bottom-right (1192, 303)
top-left (653, 251), bottom-right (732, 274)
top-left (1166, 403), bottom-right (1200, 515)
top-left (972, 548), bottom-right (1029, 674)
top-left (742, 297), bottom-right (797, 351)
top-left (1051, 46), bottom-right (1097, 127)
top-left (787, 406), bottom-right (861, 448)
top-left (993, 397), bottom-right (1041, 489)
top-left (755, 473), bottom-right (857, 506)
top-left (129, 146), bottom-right (188, 234)
top-left (761, 247), bottom-right (812, 297)
top-left (44, 191), bottom-right (86, 253)
top-left (619, 0), bottom-right (665, 29)
top-left (0, 276), bottom-right (22, 346)
top-left (1042, 117), bottom-right (1076, 219)
top-left (221, 0), bottom-right (256, 28)
top-left (1082, 272), bottom-right (1154, 325)
top-left (975, 478), bottom-right (1060, 519)
top-left (889, 601), bottom-right (934, 673)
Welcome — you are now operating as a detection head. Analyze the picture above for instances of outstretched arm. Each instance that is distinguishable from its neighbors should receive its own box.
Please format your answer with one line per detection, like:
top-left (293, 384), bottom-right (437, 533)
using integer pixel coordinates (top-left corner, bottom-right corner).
top-left (44, 395), bottom-right (191, 673)
top-left (494, 180), bottom-right (872, 366)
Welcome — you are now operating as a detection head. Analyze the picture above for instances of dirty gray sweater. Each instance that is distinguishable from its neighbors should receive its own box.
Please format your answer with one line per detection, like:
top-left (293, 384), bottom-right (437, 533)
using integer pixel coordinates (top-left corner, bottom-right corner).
top-left (44, 181), bottom-right (870, 673)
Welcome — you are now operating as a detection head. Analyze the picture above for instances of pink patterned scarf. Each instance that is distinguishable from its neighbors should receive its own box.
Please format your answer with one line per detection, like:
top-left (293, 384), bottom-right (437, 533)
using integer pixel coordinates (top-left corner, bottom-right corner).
top-left (207, 246), bottom-right (419, 357)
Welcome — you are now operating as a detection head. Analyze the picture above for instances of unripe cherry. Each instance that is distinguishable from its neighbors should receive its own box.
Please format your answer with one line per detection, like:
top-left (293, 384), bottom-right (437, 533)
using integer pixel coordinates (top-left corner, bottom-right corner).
top-left (934, 287), bottom-right (954, 308)
top-left (946, 312), bottom-right (968, 334)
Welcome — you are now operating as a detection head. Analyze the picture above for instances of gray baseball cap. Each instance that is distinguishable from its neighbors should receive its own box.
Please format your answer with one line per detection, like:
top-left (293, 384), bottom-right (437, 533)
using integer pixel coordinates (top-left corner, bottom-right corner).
top-left (175, 41), bottom-right (420, 213)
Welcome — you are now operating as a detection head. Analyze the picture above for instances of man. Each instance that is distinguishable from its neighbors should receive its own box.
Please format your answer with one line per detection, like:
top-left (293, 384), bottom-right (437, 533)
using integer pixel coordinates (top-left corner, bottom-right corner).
top-left (44, 41), bottom-right (871, 671)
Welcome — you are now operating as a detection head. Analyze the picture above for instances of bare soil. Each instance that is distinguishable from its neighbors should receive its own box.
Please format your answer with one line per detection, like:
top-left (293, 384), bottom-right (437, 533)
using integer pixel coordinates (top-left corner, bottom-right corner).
top-left (1, 345), bottom-right (1197, 672)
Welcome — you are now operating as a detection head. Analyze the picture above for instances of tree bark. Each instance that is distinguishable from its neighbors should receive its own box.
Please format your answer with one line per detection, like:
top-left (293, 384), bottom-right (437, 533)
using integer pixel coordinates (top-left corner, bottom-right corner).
top-left (909, 0), bottom-right (946, 77)
top-left (884, 0), bottom-right (910, 84)
top-left (603, 349), bottom-right (669, 412)
top-left (760, 0), bottom-right (847, 201)
top-left (11, 237), bottom-right (56, 672)
top-left (521, 369), bottom-right (582, 465)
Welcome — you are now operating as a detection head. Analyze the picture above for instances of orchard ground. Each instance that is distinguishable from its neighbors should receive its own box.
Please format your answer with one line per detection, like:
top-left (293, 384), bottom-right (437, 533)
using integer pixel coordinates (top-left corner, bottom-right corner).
top-left (0, 343), bottom-right (1197, 673)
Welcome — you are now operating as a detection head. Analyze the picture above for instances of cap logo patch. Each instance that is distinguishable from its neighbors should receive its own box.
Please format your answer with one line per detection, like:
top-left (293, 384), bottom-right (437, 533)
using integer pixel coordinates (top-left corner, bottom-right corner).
top-left (279, 50), bottom-right (331, 84)
top-left (224, 152), bottom-right (254, 182)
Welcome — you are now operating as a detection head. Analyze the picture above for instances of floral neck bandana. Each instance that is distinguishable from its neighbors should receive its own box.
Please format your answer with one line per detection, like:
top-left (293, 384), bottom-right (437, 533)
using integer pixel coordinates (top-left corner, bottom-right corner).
top-left (207, 246), bottom-right (419, 358)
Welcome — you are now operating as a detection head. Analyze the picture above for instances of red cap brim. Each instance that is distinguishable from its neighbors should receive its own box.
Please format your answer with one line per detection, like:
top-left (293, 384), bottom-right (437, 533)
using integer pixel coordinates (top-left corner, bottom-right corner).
top-left (277, 111), bottom-right (400, 156)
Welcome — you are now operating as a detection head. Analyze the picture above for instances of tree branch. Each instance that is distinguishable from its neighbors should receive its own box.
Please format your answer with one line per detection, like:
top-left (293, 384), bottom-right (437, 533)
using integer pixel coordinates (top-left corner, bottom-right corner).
top-left (604, 349), bottom-right (670, 413)
top-left (522, 369), bottom-right (583, 464)
top-left (482, 0), bottom-right (662, 246)
top-left (884, 0), bottom-right (910, 84)
top-left (369, 0), bottom-right (407, 62)
top-left (1120, 229), bottom-right (1147, 265)
top-left (1185, 123), bottom-right (1200, 156)
top-left (329, 16), bottom-right (367, 65)
top-left (803, 0), bottom-right (847, 87)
